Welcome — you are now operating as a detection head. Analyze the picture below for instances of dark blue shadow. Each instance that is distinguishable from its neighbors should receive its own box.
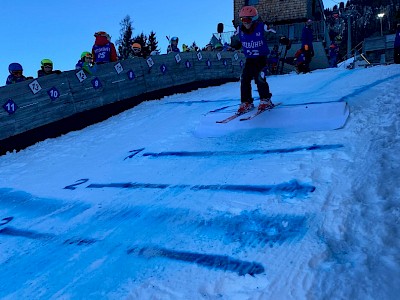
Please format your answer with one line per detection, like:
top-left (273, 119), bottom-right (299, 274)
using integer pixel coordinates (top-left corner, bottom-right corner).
top-left (86, 180), bottom-right (314, 198)
top-left (127, 246), bottom-right (265, 276)
top-left (141, 144), bottom-right (343, 158)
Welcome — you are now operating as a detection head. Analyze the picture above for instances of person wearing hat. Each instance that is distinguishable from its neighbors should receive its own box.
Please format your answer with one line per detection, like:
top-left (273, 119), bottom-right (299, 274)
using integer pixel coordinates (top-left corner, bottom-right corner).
top-left (301, 19), bottom-right (314, 73)
top-left (37, 59), bottom-right (62, 77)
top-left (394, 23), bottom-right (400, 64)
top-left (92, 31), bottom-right (118, 64)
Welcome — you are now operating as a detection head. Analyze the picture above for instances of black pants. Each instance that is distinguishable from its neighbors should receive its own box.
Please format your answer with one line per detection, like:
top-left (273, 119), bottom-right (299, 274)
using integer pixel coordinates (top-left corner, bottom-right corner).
top-left (394, 47), bottom-right (400, 64)
top-left (304, 49), bottom-right (313, 73)
top-left (241, 56), bottom-right (272, 103)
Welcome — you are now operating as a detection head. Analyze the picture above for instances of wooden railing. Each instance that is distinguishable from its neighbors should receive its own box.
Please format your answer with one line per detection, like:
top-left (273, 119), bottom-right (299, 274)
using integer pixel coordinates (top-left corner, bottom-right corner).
top-left (0, 51), bottom-right (244, 150)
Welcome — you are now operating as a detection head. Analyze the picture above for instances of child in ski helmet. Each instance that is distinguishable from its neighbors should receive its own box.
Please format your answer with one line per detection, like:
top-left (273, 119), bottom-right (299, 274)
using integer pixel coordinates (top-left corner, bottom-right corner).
top-left (6, 63), bottom-right (30, 85)
top-left (76, 51), bottom-right (94, 74)
top-left (37, 59), bottom-right (62, 77)
top-left (231, 6), bottom-right (274, 114)
top-left (131, 42), bottom-right (145, 58)
top-left (167, 36), bottom-right (180, 53)
top-left (92, 31), bottom-right (118, 64)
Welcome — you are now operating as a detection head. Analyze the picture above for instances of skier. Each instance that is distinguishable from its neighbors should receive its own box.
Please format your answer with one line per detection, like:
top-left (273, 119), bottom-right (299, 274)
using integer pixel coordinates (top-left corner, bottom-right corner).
top-left (37, 59), bottom-right (62, 77)
top-left (92, 31), bottom-right (118, 64)
top-left (167, 36), bottom-right (180, 53)
top-left (6, 63), bottom-right (32, 85)
top-left (231, 5), bottom-right (274, 114)
top-left (301, 19), bottom-right (314, 73)
top-left (394, 23), bottom-right (400, 64)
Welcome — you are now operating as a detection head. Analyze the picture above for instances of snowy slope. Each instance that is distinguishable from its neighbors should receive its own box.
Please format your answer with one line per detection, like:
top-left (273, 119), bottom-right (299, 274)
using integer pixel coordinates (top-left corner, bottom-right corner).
top-left (0, 65), bottom-right (399, 299)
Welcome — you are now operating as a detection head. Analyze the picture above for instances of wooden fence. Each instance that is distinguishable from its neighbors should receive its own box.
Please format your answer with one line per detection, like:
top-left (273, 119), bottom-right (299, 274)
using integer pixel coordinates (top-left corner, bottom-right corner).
top-left (0, 51), bottom-right (244, 154)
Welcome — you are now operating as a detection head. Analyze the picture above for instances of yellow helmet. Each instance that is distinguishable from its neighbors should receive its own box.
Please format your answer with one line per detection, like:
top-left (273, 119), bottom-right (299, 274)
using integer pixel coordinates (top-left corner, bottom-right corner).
top-left (41, 58), bottom-right (53, 66)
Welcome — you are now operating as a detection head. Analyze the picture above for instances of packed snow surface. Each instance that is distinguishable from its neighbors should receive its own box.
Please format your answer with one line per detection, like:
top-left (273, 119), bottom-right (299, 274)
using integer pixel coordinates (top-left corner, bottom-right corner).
top-left (0, 65), bottom-right (399, 299)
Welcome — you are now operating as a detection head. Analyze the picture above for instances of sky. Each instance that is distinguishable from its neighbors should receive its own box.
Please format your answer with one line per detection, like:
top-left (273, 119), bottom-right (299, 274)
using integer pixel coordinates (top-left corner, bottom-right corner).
top-left (1, 1), bottom-right (336, 85)
top-left (0, 63), bottom-right (399, 298)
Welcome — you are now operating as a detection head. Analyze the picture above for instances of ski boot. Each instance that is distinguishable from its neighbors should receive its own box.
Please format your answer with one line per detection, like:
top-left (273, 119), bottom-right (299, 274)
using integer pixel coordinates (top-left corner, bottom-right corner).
top-left (237, 102), bottom-right (255, 115)
top-left (258, 98), bottom-right (274, 111)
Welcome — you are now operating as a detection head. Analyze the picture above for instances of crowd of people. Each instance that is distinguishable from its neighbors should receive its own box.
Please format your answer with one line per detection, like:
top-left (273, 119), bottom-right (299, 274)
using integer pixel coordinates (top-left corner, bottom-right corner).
top-left (7, 12), bottom-right (365, 87)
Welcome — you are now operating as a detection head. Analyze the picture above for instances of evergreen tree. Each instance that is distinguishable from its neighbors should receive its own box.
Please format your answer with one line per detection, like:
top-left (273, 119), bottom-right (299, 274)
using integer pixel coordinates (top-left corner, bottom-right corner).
top-left (116, 15), bottom-right (134, 59)
top-left (148, 31), bottom-right (159, 54)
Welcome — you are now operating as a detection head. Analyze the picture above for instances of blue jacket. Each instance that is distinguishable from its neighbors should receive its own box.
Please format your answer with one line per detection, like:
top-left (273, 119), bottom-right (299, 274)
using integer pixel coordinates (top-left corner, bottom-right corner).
top-left (395, 28), bottom-right (400, 48)
top-left (6, 74), bottom-right (27, 85)
top-left (238, 21), bottom-right (270, 58)
top-left (301, 26), bottom-right (314, 50)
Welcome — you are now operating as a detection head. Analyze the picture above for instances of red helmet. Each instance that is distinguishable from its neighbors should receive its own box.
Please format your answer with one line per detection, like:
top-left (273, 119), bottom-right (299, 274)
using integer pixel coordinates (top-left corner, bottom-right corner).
top-left (239, 6), bottom-right (258, 18)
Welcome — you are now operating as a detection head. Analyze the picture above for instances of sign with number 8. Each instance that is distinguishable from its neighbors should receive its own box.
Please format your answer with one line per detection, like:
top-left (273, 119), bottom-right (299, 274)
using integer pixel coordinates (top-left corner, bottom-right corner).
top-left (91, 77), bottom-right (102, 89)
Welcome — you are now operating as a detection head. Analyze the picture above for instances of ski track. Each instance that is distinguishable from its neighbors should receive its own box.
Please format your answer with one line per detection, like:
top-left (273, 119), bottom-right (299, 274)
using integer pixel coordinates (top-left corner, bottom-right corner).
top-left (0, 66), bottom-right (399, 299)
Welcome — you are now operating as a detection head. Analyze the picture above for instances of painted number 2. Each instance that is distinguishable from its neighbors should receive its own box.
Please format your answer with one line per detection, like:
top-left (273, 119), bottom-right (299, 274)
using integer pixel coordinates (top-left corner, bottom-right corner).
top-left (64, 179), bottom-right (89, 190)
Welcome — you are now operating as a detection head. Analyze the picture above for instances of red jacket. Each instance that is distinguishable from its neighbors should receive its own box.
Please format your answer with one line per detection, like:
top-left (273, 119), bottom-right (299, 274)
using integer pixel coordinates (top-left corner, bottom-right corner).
top-left (92, 36), bottom-right (118, 63)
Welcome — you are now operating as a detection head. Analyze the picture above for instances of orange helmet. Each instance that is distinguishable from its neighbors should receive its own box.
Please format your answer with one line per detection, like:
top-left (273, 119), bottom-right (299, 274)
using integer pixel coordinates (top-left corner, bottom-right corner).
top-left (131, 43), bottom-right (141, 49)
top-left (94, 31), bottom-right (111, 40)
top-left (94, 31), bottom-right (107, 37)
top-left (239, 6), bottom-right (258, 18)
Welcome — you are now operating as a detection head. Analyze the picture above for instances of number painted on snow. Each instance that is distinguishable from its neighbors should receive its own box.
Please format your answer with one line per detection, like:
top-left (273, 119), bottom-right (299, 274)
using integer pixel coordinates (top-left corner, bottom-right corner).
top-left (64, 179), bottom-right (89, 190)
top-left (0, 217), bottom-right (14, 227)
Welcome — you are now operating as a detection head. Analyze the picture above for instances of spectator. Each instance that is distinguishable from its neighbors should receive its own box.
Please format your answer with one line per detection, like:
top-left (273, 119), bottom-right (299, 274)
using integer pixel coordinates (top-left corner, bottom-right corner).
top-left (268, 45), bottom-right (280, 74)
top-left (394, 23), bottom-right (400, 64)
top-left (223, 42), bottom-right (233, 52)
top-left (329, 42), bottom-right (339, 68)
top-left (230, 5), bottom-right (274, 114)
top-left (92, 31), bottom-right (118, 64)
top-left (6, 63), bottom-right (32, 85)
top-left (76, 51), bottom-right (95, 74)
top-left (131, 43), bottom-right (146, 58)
top-left (182, 44), bottom-right (190, 52)
top-left (204, 43), bottom-right (213, 51)
top-left (301, 19), bottom-right (314, 73)
top-left (214, 42), bottom-right (223, 51)
top-left (294, 47), bottom-right (307, 74)
top-left (167, 37), bottom-right (180, 53)
top-left (37, 59), bottom-right (61, 77)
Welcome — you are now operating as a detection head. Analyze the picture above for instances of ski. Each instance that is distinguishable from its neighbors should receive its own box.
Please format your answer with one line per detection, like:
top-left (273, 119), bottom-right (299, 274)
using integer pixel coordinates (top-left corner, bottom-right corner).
top-left (216, 107), bottom-right (255, 124)
top-left (216, 113), bottom-right (241, 123)
top-left (239, 102), bottom-right (282, 121)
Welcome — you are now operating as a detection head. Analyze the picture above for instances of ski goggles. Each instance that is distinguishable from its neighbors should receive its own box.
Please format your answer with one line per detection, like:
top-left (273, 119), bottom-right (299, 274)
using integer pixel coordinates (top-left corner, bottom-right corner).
top-left (240, 16), bottom-right (255, 23)
top-left (132, 47), bottom-right (141, 52)
top-left (11, 70), bottom-right (22, 76)
top-left (43, 63), bottom-right (53, 68)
